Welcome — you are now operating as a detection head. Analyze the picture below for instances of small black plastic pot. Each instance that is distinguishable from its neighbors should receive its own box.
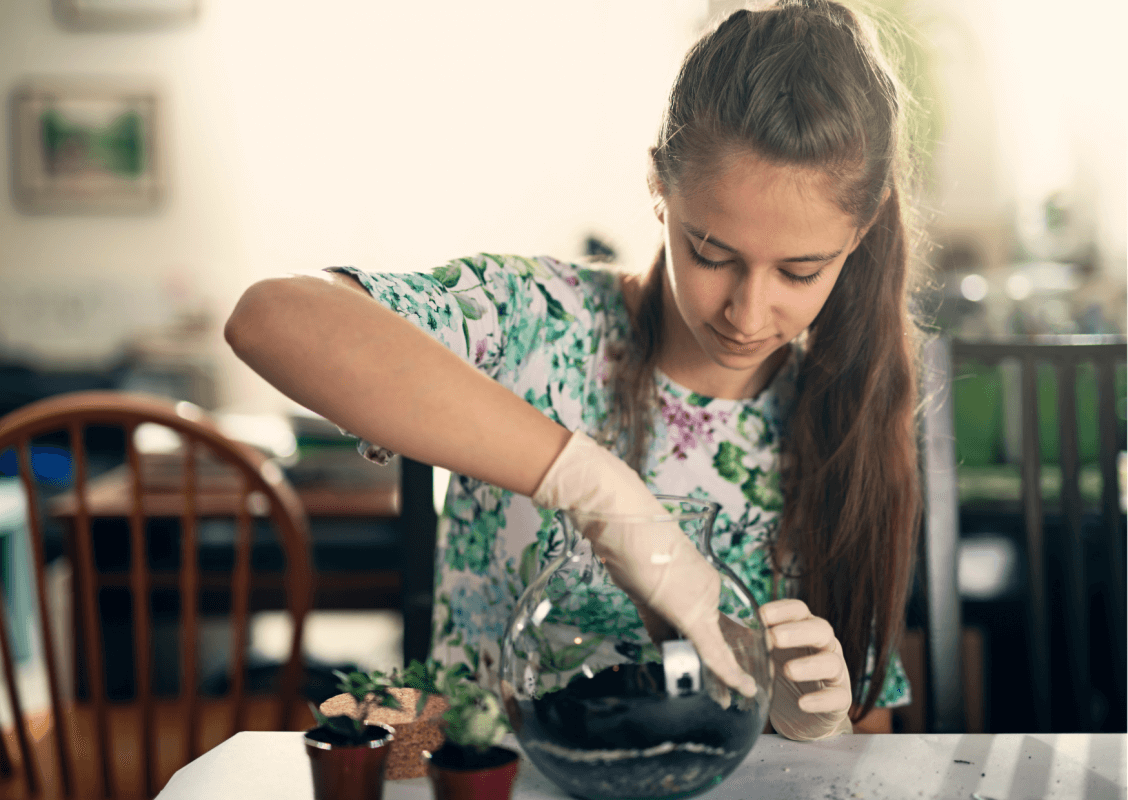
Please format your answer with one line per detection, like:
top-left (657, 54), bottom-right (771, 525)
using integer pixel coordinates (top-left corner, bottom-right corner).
top-left (304, 722), bottom-right (395, 800)
top-left (424, 742), bottom-right (520, 800)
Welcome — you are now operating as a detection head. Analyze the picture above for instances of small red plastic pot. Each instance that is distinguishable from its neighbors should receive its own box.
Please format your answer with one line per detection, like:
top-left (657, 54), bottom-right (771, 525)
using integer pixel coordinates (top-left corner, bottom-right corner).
top-left (304, 723), bottom-right (395, 800)
top-left (424, 743), bottom-right (520, 800)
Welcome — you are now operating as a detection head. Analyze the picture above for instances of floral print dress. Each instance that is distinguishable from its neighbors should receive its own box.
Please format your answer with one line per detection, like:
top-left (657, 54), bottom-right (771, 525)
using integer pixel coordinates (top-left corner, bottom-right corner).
top-left (328, 253), bottom-right (909, 709)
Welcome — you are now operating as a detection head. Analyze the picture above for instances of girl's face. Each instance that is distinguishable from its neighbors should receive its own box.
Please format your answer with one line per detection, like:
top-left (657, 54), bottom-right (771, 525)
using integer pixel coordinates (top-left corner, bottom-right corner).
top-left (655, 153), bottom-right (863, 399)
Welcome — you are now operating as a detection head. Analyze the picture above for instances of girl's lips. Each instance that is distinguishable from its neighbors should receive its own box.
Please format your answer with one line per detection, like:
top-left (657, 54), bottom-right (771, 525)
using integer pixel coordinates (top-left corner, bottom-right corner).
top-left (708, 325), bottom-right (771, 354)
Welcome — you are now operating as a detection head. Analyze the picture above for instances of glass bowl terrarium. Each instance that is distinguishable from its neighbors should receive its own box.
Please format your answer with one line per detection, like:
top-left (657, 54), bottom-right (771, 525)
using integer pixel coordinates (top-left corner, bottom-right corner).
top-left (500, 496), bottom-right (772, 800)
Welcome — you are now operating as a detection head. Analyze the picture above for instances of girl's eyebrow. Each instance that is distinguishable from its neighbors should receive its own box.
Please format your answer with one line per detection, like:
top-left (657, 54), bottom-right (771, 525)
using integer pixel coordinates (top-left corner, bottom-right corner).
top-left (683, 223), bottom-right (844, 263)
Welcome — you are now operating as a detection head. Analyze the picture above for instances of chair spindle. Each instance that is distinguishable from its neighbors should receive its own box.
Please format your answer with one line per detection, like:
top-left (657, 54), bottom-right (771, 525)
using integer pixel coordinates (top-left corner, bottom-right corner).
top-left (1055, 360), bottom-right (1091, 729)
top-left (1019, 355), bottom-right (1051, 732)
top-left (228, 473), bottom-right (254, 737)
top-left (1095, 357), bottom-right (1126, 682)
top-left (180, 438), bottom-right (202, 760)
top-left (125, 424), bottom-right (158, 797)
top-left (18, 436), bottom-right (70, 795)
top-left (0, 544), bottom-right (36, 793)
top-left (70, 421), bottom-right (114, 798)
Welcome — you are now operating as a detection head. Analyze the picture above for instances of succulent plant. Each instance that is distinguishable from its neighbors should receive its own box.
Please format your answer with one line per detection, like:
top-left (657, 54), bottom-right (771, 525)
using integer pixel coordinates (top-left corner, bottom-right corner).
top-left (386, 658), bottom-right (511, 754)
top-left (315, 659), bottom-right (510, 754)
top-left (333, 668), bottom-right (402, 708)
top-left (392, 657), bottom-right (472, 716)
top-left (439, 674), bottom-right (511, 753)
top-left (306, 668), bottom-right (401, 746)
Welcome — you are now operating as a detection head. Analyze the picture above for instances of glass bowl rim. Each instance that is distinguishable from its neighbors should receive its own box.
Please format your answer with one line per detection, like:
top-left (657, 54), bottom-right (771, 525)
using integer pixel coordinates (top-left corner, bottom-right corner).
top-left (565, 495), bottom-right (720, 525)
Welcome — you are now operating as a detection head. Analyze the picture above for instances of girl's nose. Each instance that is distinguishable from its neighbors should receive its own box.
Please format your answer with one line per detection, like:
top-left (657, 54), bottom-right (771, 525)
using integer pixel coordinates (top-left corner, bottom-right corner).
top-left (725, 269), bottom-right (771, 336)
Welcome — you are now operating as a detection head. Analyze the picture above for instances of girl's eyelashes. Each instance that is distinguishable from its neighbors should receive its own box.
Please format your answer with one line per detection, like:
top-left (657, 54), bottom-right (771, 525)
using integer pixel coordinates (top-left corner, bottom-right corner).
top-left (781, 268), bottom-right (824, 286)
top-left (689, 247), bottom-right (728, 269)
top-left (690, 242), bottom-right (826, 286)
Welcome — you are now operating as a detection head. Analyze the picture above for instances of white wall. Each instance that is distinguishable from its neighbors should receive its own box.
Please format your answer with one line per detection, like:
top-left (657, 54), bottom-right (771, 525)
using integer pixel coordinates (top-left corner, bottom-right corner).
top-left (0, 0), bottom-right (704, 410)
top-left (2, 0), bottom-right (1123, 412)
top-left (917, 0), bottom-right (1127, 335)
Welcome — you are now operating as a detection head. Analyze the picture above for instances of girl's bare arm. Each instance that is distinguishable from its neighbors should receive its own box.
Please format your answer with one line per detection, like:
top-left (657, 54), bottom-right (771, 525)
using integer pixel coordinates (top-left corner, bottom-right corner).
top-left (224, 272), bottom-right (571, 496)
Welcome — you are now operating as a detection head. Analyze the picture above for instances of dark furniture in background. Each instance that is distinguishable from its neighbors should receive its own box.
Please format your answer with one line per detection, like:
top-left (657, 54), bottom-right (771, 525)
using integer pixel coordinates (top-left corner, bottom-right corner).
top-left (0, 392), bottom-right (314, 799)
top-left (1, 357), bottom-right (440, 672)
top-left (920, 335), bottom-right (1126, 734)
top-left (41, 437), bottom-right (437, 670)
top-left (397, 458), bottom-right (437, 668)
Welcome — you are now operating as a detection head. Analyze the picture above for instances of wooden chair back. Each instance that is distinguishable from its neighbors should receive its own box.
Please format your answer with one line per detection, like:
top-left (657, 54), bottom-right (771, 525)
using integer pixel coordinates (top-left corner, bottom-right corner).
top-left (0, 391), bottom-right (314, 798)
top-left (921, 335), bottom-right (1125, 732)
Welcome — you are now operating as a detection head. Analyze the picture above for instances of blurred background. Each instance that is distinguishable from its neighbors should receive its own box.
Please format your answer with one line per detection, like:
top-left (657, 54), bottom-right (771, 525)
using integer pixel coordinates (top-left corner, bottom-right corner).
top-left (0, 0), bottom-right (1124, 738)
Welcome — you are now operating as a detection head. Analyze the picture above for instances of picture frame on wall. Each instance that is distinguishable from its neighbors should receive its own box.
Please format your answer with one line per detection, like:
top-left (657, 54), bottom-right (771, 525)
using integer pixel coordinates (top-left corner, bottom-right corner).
top-left (9, 79), bottom-right (165, 215)
top-left (53, 0), bottom-right (200, 30)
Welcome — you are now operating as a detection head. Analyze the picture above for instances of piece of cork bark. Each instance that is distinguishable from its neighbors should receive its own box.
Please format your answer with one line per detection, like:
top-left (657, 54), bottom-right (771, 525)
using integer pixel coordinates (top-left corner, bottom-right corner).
top-left (320, 687), bottom-right (449, 779)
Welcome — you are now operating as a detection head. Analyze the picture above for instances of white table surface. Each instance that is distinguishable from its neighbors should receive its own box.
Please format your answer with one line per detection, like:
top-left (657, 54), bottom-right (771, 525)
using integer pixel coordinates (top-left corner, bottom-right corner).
top-left (156, 731), bottom-right (1127, 800)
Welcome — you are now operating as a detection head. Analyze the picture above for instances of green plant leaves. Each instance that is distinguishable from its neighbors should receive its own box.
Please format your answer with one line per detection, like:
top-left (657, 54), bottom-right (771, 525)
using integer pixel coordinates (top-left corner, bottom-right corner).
top-left (308, 701), bottom-right (369, 745)
top-left (391, 657), bottom-right (509, 753)
top-left (397, 657), bottom-right (447, 716)
top-left (441, 680), bottom-right (511, 752)
top-left (331, 668), bottom-right (400, 709)
top-left (535, 633), bottom-right (605, 674)
top-left (393, 658), bottom-right (474, 717)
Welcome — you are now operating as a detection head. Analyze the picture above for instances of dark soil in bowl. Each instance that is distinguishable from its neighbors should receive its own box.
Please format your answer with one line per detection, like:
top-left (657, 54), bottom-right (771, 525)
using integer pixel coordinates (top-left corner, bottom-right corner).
top-left (515, 663), bottom-right (764, 800)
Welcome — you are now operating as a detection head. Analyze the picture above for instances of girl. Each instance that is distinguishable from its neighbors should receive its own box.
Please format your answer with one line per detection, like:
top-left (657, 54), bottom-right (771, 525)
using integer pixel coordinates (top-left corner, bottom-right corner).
top-left (226, 0), bottom-right (924, 739)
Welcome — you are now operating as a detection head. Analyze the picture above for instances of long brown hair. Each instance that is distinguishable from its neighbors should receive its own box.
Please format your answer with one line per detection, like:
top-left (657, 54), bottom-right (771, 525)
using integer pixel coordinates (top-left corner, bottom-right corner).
top-left (606, 0), bottom-right (926, 720)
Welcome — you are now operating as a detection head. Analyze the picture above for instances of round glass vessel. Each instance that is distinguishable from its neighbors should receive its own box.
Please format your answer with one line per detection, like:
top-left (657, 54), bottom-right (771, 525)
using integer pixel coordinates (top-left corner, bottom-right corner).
top-left (500, 496), bottom-right (772, 800)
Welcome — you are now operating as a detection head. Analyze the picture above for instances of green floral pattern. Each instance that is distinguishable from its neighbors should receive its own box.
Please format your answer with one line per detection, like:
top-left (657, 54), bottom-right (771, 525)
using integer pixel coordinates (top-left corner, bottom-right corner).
top-left (328, 254), bottom-right (910, 709)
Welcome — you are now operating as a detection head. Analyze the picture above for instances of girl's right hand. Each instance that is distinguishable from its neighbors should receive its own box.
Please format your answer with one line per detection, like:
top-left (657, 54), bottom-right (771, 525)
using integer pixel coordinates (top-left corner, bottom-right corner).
top-left (533, 430), bottom-right (758, 698)
top-left (759, 598), bottom-right (854, 740)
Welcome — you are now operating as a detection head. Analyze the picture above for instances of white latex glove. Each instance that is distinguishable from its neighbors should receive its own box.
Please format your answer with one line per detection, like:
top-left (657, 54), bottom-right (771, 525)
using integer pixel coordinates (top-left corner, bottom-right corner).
top-left (760, 598), bottom-right (854, 740)
top-left (532, 430), bottom-right (757, 697)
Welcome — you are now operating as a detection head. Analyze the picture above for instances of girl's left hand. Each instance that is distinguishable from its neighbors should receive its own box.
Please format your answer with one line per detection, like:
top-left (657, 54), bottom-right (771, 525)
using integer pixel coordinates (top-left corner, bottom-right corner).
top-left (759, 598), bottom-right (854, 741)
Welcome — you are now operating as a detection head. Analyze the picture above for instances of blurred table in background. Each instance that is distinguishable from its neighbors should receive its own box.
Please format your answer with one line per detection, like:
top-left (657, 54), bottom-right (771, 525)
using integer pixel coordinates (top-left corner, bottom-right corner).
top-left (49, 447), bottom-right (404, 610)
top-left (46, 445), bottom-right (412, 701)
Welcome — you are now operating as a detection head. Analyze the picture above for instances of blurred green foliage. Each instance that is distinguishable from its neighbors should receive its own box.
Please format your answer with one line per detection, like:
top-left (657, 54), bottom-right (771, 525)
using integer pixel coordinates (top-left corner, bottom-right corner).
top-left (954, 360), bottom-right (1126, 467)
top-left (866, 0), bottom-right (949, 182)
top-left (952, 363), bottom-right (1006, 466)
top-left (953, 360), bottom-right (1125, 506)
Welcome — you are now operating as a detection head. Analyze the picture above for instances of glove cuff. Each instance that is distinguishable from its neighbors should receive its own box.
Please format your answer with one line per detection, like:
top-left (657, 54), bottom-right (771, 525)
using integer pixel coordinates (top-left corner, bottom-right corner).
top-left (531, 429), bottom-right (594, 509)
top-left (532, 430), bottom-right (645, 514)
